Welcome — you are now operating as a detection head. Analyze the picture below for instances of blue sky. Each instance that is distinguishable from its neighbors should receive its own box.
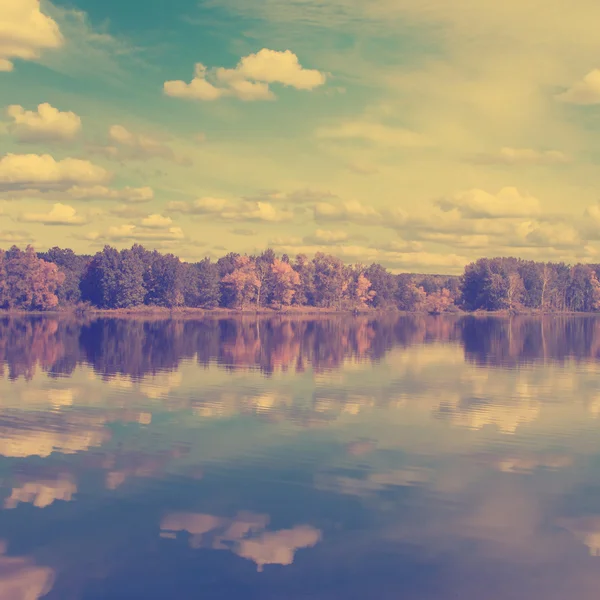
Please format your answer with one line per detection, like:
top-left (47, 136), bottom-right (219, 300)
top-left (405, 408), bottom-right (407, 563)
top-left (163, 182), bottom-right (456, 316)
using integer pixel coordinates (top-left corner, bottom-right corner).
top-left (1, 0), bottom-right (600, 272)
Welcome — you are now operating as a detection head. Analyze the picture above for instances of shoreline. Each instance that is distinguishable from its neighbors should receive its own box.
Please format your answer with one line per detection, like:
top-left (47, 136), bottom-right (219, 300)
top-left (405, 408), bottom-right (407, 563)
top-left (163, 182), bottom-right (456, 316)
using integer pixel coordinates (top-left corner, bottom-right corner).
top-left (0, 307), bottom-right (598, 318)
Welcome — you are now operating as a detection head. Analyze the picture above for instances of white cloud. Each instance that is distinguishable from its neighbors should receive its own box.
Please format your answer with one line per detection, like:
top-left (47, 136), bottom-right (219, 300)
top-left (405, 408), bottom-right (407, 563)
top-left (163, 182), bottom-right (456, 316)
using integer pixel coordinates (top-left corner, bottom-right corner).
top-left (164, 63), bottom-right (228, 101)
top-left (87, 223), bottom-right (185, 243)
top-left (106, 124), bottom-right (178, 162)
top-left (20, 202), bottom-right (86, 225)
top-left (140, 213), bottom-right (173, 229)
top-left (0, 230), bottom-right (32, 243)
top-left (169, 196), bottom-right (228, 214)
top-left (217, 48), bottom-right (326, 90)
top-left (436, 187), bottom-right (541, 219)
top-left (168, 196), bottom-right (293, 222)
top-left (67, 184), bottom-right (153, 202)
top-left (268, 237), bottom-right (467, 272)
top-left (316, 120), bottom-right (429, 147)
top-left (524, 221), bottom-right (582, 248)
top-left (472, 147), bottom-right (570, 165)
top-left (314, 199), bottom-right (382, 224)
top-left (0, 0), bottom-right (63, 72)
top-left (556, 69), bottom-right (600, 105)
top-left (245, 188), bottom-right (337, 204)
top-left (164, 49), bottom-right (325, 102)
top-left (5, 102), bottom-right (81, 143)
top-left (0, 153), bottom-right (110, 190)
top-left (308, 229), bottom-right (349, 243)
top-left (218, 76), bottom-right (275, 101)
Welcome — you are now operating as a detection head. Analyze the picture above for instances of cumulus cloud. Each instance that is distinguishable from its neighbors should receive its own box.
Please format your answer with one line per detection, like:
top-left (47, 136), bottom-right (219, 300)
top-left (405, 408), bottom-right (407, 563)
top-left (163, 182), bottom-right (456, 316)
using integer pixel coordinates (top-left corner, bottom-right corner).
top-left (164, 49), bottom-right (326, 101)
top-left (316, 120), bottom-right (429, 147)
top-left (104, 124), bottom-right (183, 162)
top-left (268, 237), bottom-right (468, 272)
top-left (109, 204), bottom-right (148, 219)
top-left (140, 213), bottom-right (173, 229)
top-left (86, 223), bottom-right (185, 243)
top-left (556, 69), bottom-right (600, 105)
top-left (305, 229), bottom-right (350, 244)
top-left (314, 199), bottom-right (382, 224)
top-left (168, 196), bottom-right (293, 222)
top-left (471, 147), bottom-right (570, 165)
top-left (164, 63), bottom-right (229, 101)
top-left (66, 184), bottom-right (153, 202)
top-left (524, 221), bottom-right (582, 248)
top-left (5, 102), bottom-right (81, 143)
top-left (0, 153), bottom-right (110, 190)
top-left (244, 188), bottom-right (337, 204)
top-left (217, 48), bottom-right (326, 89)
top-left (19, 202), bottom-right (86, 225)
top-left (0, 229), bottom-right (32, 244)
top-left (436, 187), bottom-right (542, 219)
top-left (0, 0), bottom-right (63, 72)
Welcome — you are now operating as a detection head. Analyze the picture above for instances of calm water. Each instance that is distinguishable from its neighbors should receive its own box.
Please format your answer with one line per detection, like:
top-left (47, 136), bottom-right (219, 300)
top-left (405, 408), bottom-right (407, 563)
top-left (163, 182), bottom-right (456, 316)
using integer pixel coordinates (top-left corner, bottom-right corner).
top-left (1, 315), bottom-right (600, 599)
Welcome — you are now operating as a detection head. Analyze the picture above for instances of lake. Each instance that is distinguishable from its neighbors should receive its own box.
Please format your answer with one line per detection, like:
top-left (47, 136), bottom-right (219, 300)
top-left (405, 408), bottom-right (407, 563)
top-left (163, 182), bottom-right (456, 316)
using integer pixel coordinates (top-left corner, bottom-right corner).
top-left (1, 314), bottom-right (600, 599)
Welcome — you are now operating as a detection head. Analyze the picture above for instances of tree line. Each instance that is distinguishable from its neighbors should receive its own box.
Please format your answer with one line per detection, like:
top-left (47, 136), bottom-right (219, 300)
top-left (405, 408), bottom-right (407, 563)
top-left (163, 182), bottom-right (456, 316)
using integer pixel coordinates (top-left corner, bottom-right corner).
top-left (2, 244), bottom-right (600, 313)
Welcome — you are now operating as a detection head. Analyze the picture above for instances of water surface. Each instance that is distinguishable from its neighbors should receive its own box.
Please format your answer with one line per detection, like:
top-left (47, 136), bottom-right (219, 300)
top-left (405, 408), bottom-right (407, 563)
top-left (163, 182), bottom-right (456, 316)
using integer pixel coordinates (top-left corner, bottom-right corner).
top-left (1, 315), bottom-right (600, 599)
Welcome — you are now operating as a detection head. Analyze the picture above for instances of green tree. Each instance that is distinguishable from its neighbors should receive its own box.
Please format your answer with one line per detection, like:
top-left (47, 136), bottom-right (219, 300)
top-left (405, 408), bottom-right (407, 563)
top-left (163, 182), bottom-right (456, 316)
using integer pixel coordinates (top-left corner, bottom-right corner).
top-left (312, 252), bottom-right (347, 308)
top-left (364, 263), bottom-right (396, 308)
top-left (184, 258), bottom-right (220, 308)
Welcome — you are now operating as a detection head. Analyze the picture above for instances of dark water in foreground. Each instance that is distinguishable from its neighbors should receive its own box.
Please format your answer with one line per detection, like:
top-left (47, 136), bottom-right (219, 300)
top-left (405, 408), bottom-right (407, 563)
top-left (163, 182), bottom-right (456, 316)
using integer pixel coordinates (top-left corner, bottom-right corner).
top-left (2, 314), bottom-right (600, 599)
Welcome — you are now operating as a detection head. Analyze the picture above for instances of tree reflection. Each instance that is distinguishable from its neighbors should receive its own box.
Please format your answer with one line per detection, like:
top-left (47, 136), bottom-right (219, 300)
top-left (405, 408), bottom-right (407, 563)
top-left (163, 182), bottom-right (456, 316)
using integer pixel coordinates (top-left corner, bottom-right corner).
top-left (2, 315), bottom-right (600, 381)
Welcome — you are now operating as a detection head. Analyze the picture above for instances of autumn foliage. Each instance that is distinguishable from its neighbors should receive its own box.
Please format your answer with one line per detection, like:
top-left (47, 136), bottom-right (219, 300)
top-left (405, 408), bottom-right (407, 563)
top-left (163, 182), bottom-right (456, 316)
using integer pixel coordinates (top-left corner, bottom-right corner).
top-left (4, 243), bottom-right (600, 314)
top-left (0, 246), bottom-right (64, 310)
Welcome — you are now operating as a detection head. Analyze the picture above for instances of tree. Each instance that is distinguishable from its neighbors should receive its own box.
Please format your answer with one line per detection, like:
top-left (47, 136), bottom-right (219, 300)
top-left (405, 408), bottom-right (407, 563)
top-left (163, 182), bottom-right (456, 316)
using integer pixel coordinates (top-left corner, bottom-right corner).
top-left (312, 253), bottom-right (347, 308)
top-left (2, 246), bottom-right (64, 310)
top-left (346, 269), bottom-right (376, 308)
top-left (144, 251), bottom-right (184, 307)
top-left (566, 265), bottom-right (600, 312)
top-left (80, 246), bottom-right (144, 308)
top-left (38, 247), bottom-right (89, 305)
top-left (364, 263), bottom-right (396, 308)
top-left (217, 252), bottom-right (241, 308)
top-left (293, 254), bottom-right (315, 306)
top-left (459, 257), bottom-right (522, 311)
top-left (254, 248), bottom-right (276, 307)
top-left (221, 255), bottom-right (261, 309)
top-left (271, 258), bottom-right (300, 306)
top-left (114, 248), bottom-right (145, 308)
top-left (184, 258), bottom-right (220, 308)
top-left (0, 250), bottom-right (8, 308)
top-left (80, 246), bottom-right (120, 308)
top-left (506, 272), bottom-right (525, 311)
top-left (395, 274), bottom-right (425, 311)
top-left (424, 288), bottom-right (453, 314)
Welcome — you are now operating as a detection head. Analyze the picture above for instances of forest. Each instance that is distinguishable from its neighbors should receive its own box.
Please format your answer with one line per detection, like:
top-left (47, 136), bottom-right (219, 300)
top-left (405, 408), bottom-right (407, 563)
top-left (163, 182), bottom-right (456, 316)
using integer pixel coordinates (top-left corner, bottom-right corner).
top-left (0, 244), bottom-right (600, 313)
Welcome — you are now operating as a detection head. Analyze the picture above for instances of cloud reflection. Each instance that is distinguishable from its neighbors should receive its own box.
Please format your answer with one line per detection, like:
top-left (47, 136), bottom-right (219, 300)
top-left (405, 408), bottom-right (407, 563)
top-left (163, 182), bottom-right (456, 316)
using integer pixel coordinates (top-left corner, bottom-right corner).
top-left (160, 511), bottom-right (321, 572)
top-left (0, 542), bottom-right (54, 600)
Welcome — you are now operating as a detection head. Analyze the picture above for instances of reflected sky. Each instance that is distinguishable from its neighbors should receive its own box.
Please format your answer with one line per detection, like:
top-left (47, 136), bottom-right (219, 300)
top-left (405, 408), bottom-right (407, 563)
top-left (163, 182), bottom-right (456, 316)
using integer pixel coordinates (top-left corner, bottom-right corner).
top-left (1, 315), bottom-right (600, 598)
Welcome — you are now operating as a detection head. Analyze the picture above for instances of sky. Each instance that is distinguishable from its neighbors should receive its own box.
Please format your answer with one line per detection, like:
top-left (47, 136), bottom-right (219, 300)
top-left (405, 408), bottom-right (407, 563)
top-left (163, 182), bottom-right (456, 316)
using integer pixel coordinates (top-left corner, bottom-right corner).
top-left (1, 0), bottom-right (600, 273)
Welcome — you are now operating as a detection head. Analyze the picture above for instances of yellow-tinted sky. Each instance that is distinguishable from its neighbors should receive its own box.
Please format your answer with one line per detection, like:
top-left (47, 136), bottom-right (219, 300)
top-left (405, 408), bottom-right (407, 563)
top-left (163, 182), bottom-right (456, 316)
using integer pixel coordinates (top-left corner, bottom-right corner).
top-left (1, 0), bottom-right (600, 273)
